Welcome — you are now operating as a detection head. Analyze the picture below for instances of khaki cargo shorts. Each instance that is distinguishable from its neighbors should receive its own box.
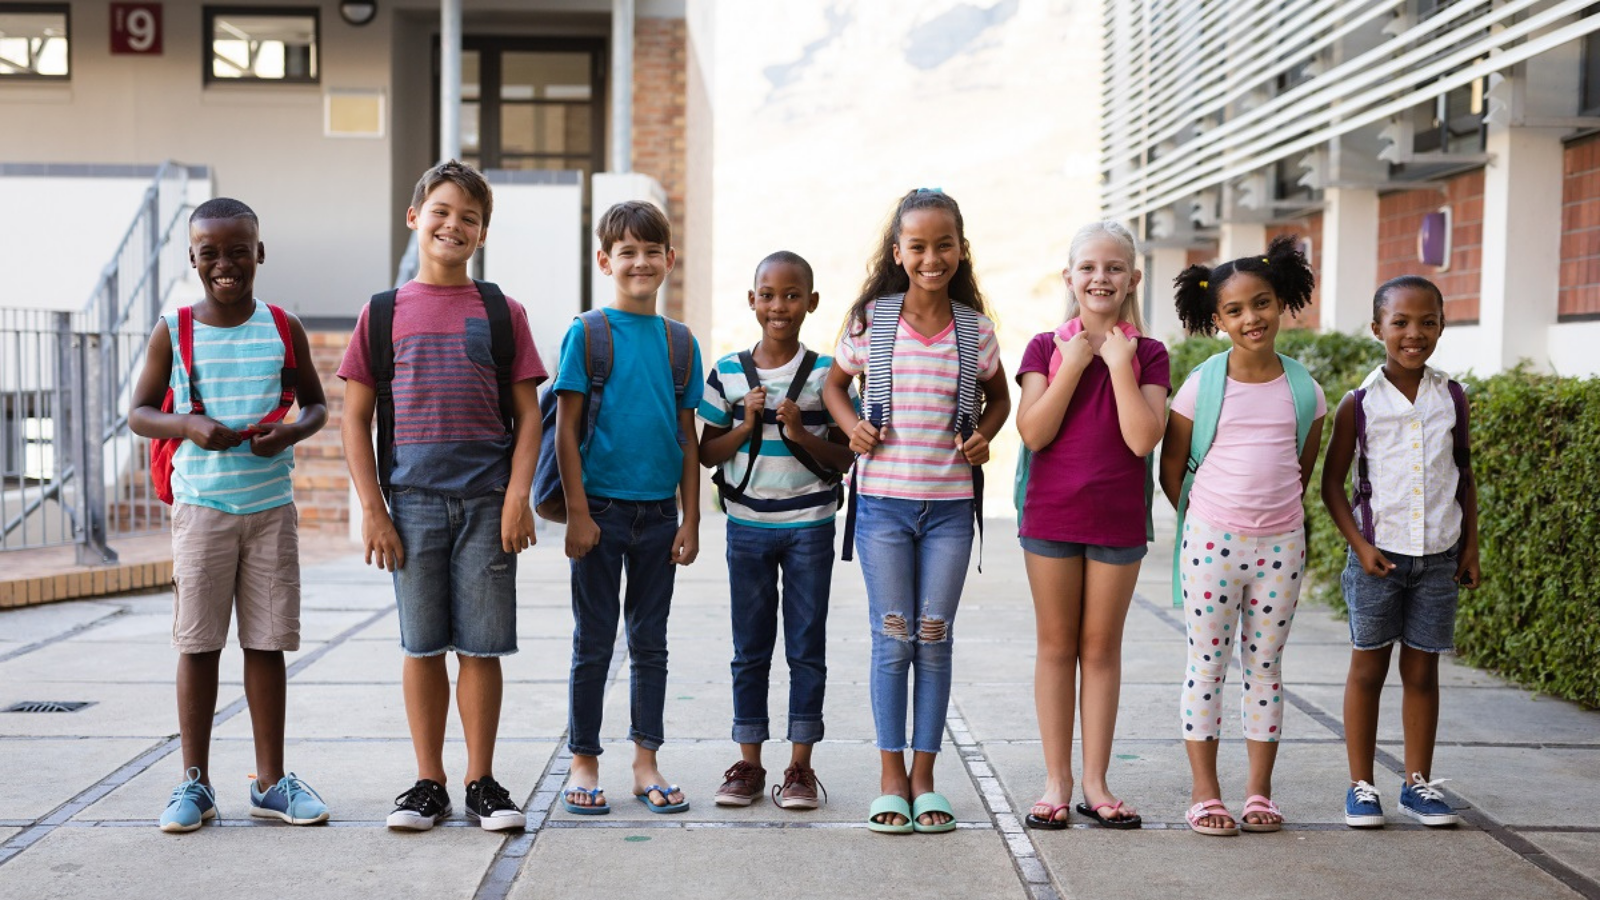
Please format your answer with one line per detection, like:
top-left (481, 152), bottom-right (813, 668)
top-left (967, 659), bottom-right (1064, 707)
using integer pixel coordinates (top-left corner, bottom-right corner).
top-left (170, 502), bottom-right (301, 653)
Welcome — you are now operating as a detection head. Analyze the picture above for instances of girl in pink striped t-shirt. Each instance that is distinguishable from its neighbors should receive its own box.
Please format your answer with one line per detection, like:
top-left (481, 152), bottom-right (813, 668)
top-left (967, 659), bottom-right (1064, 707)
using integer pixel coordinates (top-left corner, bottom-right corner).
top-left (823, 189), bottom-right (1010, 834)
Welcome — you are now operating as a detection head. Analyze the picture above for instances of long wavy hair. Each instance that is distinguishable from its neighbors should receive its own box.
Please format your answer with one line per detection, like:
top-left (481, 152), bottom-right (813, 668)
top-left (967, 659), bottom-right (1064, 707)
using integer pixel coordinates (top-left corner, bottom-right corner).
top-left (845, 189), bottom-right (989, 337)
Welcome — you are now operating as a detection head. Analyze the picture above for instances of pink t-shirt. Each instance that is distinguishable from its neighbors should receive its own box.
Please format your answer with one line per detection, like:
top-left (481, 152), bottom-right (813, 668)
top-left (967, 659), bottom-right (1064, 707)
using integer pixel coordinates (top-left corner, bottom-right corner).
top-left (1017, 331), bottom-right (1170, 547)
top-left (1170, 370), bottom-right (1326, 536)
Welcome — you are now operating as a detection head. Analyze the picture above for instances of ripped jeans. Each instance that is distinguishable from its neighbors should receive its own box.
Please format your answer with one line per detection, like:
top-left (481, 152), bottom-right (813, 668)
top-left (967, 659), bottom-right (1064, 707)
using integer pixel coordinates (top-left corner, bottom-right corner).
top-left (854, 495), bottom-right (975, 754)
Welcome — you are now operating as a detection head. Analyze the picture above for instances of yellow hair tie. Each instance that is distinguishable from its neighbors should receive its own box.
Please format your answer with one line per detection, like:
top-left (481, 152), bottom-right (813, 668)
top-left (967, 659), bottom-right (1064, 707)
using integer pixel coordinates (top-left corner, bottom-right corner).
top-left (1261, 257), bottom-right (1269, 263)
top-left (1199, 280), bottom-right (1208, 289)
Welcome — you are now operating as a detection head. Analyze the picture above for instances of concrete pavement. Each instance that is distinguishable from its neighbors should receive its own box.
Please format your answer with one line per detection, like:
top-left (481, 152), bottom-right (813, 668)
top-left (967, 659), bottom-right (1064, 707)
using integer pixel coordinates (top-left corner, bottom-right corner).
top-left (1, 513), bottom-right (1597, 900)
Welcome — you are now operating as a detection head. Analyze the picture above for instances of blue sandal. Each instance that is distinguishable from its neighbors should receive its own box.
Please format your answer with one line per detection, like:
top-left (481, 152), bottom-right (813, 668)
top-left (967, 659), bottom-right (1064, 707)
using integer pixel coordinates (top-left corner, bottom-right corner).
top-left (635, 784), bottom-right (690, 814)
top-left (911, 792), bottom-right (957, 834)
top-left (561, 785), bottom-right (609, 815)
top-left (868, 795), bottom-right (914, 834)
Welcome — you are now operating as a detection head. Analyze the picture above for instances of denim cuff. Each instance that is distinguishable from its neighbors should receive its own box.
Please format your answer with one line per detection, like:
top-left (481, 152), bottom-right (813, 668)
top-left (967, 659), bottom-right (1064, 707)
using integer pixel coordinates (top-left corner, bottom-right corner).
top-left (785, 718), bottom-right (824, 745)
top-left (731, 721), bottom-right (771, 744)
top-left (629, 727), bottom-right (664, 752)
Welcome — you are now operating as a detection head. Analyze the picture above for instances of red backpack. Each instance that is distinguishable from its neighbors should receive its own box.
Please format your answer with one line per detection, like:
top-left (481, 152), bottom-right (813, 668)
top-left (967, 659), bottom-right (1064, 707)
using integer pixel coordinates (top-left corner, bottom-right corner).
top-left (150, 304), bottom-right (298, 505)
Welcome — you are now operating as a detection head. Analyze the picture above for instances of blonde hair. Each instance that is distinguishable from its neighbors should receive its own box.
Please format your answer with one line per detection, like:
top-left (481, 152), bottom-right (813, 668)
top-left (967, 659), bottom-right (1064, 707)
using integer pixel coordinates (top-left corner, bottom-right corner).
top-left (1064, 220), bottom-right (1147, 333)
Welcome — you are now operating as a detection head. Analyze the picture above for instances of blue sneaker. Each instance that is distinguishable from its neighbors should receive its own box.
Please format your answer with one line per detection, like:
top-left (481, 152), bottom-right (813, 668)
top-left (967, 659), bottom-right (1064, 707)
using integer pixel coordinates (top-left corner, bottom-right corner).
top-left (159, 767), bottom-right (217, 833)
top-left (250, 772), bottom-right (330, 825)
top-left (1399, 773), bottom-right (1459, 827)
top-left (1345, 780), bottom-right (1384, 827)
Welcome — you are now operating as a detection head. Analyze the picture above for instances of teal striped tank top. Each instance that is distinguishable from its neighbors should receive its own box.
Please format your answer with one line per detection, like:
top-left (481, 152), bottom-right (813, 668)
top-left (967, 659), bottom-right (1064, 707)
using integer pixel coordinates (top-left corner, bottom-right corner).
top-left (166, 300), bottom-right (296, 514)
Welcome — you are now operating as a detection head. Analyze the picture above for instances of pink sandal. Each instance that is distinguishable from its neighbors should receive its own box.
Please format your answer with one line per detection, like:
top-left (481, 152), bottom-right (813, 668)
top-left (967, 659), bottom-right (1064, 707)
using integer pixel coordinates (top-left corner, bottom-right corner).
top-left (1025, 800), bottom-right (1072, 830)
top-left (1240, 794), bottom-right (1282, 832)
top-left (1185, 799), bottom-right (1239, 836)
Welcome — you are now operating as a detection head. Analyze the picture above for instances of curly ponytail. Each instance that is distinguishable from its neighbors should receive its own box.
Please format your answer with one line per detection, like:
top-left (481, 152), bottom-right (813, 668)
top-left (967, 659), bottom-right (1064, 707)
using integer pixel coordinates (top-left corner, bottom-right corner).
top-left (1173, 263), bottom-right (1218, 336)
top-left (1171, 234), bottom-right (1315, 335)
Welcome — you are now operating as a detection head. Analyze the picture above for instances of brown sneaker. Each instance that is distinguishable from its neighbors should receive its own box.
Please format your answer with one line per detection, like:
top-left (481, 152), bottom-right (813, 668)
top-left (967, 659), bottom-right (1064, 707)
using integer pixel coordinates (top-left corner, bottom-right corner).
top-left (713, 761), bottom-right (766, 807)
top-left (772, 763), bottom-right (826, 810)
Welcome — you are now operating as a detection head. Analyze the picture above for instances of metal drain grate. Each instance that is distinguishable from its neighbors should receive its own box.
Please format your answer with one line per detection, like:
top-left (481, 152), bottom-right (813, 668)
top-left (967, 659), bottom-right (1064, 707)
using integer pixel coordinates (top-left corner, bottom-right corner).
top-left (4, 701), bottom-right (93, 713)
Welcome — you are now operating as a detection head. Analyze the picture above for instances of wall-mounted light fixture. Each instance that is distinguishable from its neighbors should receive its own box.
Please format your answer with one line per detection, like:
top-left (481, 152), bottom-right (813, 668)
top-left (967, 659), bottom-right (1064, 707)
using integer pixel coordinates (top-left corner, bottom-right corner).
top-left (1418, 207), bottom-right (1452, 270)
top-left (339, 1), bottom-right (377, 26)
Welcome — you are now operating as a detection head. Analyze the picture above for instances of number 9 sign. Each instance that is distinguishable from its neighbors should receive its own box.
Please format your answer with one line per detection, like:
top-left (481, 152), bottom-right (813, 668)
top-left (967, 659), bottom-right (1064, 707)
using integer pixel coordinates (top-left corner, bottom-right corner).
top-left (111, 3), bottom-right (163, 55)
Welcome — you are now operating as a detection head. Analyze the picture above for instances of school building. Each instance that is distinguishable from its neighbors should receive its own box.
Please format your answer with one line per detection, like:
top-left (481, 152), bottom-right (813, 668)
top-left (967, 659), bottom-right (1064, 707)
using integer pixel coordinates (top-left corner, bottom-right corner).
top-left (0, 0), bottom-right (710, 551)
top-left (1101, 0), bottom-right (1600, 378)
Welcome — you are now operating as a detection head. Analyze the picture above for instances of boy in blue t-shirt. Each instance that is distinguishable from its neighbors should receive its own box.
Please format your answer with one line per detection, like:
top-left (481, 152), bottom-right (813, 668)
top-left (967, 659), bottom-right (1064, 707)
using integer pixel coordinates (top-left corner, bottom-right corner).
top-left (698, 251), bottom-right (853, 810)
top-left (553, 200), bottom-right (704, 815)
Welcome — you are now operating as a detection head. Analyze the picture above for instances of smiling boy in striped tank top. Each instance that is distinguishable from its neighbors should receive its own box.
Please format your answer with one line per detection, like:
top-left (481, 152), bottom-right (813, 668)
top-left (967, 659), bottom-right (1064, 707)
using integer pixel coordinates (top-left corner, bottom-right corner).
top-left (130, 198), bottom-right (330, 832)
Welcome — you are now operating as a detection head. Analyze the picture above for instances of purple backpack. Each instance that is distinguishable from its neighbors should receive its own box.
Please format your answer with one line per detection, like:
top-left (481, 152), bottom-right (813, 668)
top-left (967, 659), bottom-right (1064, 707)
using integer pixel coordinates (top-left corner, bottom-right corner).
top-left (1350, 380), bottom-right (1471, 545)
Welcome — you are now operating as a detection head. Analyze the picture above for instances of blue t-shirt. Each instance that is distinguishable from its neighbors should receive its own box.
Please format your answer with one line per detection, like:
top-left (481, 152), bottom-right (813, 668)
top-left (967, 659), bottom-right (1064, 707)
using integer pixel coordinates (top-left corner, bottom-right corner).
top-left (552, 308), bottom-right (704, 501)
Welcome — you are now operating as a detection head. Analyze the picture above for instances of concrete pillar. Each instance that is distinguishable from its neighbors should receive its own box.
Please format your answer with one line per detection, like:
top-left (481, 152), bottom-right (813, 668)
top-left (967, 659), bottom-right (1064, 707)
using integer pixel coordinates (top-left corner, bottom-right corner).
top-left (1478, 122), bottom-right (1564, 373)
top-left (439, 0), bottom-right (461, 162)
top-left (1143, 246), bottom-right (1189, 344)
top-left (610, 0), bottom-right (635, 173)
top-left (1320, 187), bottom-right (1381, 333)
top-left (1218, 222), bottom-right (1267, 262)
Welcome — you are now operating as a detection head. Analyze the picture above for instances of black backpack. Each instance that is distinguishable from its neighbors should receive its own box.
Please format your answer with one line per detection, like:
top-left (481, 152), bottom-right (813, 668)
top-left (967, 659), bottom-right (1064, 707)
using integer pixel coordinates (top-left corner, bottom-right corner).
top-left (532, 309), bottom-right (694, 523)
top-left (710, 348), bottom-right (843, 513)
top-left (368, 280), bottom-right (514, 494)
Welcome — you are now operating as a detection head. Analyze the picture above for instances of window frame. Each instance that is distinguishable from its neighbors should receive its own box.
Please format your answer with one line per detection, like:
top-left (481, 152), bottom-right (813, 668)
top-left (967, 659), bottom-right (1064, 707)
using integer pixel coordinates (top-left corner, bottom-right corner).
top-left (0, 2), bottom-right (71, 82)
top-left (202, 5), bottom-right (320, 86)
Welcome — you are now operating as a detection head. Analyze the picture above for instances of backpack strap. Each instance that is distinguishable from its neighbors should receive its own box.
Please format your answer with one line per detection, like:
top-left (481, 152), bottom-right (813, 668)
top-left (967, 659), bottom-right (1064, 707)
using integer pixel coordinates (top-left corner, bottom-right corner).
top-left (712, 350), bottom-right (765, 507)
top-left (951, 301), bottom-right (985, 571)
top-left (843, 296), bottom-right (905, 563)
top-left (1350, 387), bottom-right (1375, 545)
top-left (175, 306), bottom-right (203, 415)
top-left (665, 317), bottom-right (694, 446)
top-left (1171, 350), bottom-right (1230, 606)
top-left (1280, 354), bottom-right (1318, 456)
top-left (1447, 379), bottom-right (1471, 509)
top-left (369, 289), bottom-right (399, 492)
top-left (714, 349), bottom-right (842, 514)
top-left (474, 280), bottom-right (516, 434)
top-left (776, 350), bottom-right (841, 487)
top-left (255, 303), bottom-right (297, 426)
top-left (577, 309), bottom-right (612, 451)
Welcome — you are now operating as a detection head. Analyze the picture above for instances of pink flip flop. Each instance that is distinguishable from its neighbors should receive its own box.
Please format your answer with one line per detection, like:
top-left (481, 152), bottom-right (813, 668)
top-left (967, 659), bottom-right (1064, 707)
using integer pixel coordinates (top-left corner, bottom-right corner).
top-left (1240, 794), bottom-right (1283, 832)
top-left (1025, 800), bottom-right (1072, 830)
top-left (1186, 799), bottom-right (1239, 836)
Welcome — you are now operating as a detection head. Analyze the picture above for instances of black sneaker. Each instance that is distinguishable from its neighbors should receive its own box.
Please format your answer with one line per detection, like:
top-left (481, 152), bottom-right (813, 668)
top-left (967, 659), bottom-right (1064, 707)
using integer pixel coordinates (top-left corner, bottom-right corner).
top-left (466, 776), bottom-right (526, 832)
top-left (387, 779), bottom-right (451, 831)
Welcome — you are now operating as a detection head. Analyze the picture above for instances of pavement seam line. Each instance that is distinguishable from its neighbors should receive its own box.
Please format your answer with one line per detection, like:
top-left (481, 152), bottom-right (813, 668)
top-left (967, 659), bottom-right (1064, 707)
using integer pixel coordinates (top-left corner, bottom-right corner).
top-left (0, 604), bottom-right (391, 870)
top-left (1133, 591), bottom-right (1600, 900)
top-left (946, 704), bottom-right (1062, 900)
top-left (0, 606), bottom-right (130, 664)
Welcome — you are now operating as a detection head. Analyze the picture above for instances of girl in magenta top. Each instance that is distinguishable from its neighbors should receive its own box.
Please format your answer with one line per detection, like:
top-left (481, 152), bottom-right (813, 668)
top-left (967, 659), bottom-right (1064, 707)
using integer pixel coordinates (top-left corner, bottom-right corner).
top-left (1014, 221), bottom-right (1170, 830)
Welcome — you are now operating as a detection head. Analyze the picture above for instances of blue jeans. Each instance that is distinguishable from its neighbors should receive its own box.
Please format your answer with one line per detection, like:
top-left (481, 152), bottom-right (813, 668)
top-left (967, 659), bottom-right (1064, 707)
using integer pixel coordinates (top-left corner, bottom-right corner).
top-left (854, 495), bottom-right (975, 754)
top-left (726, 520), bottom-right (835, 745)
top-left (567, 496), bottom-right (680, 756)
top-left (1342, 546), bottom-right (1460, 653)
top-left (389, 488), bottom-right (516, 657)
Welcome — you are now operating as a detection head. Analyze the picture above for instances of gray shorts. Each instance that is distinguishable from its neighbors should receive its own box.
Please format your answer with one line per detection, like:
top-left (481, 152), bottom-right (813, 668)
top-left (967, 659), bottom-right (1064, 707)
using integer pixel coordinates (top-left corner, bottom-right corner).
top-left (1019, 535), bottom-right (1146, 565)
top-left (171, 502), bottom-right (300, 653)
top-left (1341, 547), bottom-right (1460, 653)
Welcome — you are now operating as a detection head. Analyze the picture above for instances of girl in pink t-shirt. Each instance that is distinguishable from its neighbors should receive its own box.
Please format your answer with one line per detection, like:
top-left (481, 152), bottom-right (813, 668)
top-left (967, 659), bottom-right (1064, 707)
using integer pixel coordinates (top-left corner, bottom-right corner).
top-left (1158, 236), bottom-right (1326, 836)
top-left (1015, 221), bottom-right (1170, 830)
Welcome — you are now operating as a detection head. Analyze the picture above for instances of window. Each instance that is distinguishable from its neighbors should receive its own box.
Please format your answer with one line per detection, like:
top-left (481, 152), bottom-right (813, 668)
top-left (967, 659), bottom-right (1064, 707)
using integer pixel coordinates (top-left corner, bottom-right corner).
top-left (0, 5), bottom-right (69, 80)
top-left (204, 7), bottom-right (318, 84)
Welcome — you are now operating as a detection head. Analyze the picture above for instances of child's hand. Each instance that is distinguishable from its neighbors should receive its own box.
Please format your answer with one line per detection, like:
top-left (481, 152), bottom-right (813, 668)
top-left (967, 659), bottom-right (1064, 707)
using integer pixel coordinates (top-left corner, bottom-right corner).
top-left (185, 417), bottom-right (243, 451)
top-left (246, 421), bottom-right (295, 457)
top-left (1054, 331), bottom-right (1094, 373)
top-left (849, 419), bottom-right (881, 455)
top-left (363, 509), bottom-right (405, 571)
top-left (1100, 328), bottom-right (1135, 371)
top-left (1455, 545), bottom-right (1481, 589)
top-left (565, 512), bottom-right (601, 560)
top-left (742, 387), bottom-right (767, 432)
top-left (670, 521), bottom-right (699, 566)
top-left (501, 495), bottom-right (536, 554)
top-left (956, 430), bottom-right (990, 466)
top-left (775, 398), bottom-right (804, 442)
top-left (1355, 541), bottom-right (1395, 578)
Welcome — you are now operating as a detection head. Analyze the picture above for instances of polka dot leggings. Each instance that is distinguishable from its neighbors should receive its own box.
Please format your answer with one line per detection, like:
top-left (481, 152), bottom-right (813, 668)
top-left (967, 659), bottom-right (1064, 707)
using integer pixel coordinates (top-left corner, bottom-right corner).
top-left (1178, 515), bottom-right (1305, 743)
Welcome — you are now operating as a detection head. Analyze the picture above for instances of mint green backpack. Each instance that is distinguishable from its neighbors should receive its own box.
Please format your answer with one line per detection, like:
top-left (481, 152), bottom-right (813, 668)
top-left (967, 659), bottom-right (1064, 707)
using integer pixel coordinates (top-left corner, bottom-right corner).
top-left (1170, 350), bottom-right (1319, 607)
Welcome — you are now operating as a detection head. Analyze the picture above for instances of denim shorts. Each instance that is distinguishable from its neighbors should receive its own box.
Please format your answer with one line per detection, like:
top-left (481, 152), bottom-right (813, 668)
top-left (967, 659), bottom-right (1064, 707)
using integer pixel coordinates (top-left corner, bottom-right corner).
top-left (389, 488), bottom-right (517, 657)
top-left (1341, 546), bottom-right (1459, 653)
top-left (1019, 535), bottom-right (1146, 565)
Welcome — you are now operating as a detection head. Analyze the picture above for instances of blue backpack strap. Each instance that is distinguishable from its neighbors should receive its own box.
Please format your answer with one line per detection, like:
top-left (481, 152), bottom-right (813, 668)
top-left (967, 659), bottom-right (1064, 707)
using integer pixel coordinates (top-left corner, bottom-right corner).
top-left (1171, 350), bottom-right (1230, 607)
top-left (1280, 353), bottom-right (1318, 456)
top-left (843, 297), bottom-right (905, 563)
top-left (1350, 387), bottom-right (1374, 544)
top-left (578, 309), bottom-right (612, 451)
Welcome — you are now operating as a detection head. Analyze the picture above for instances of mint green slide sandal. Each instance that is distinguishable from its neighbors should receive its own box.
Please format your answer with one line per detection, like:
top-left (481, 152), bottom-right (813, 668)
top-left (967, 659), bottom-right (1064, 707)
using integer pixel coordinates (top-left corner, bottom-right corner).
top-left (911, 792), bottom-right (957, 834)
top-left (868, 795), bottom-right (914, 834)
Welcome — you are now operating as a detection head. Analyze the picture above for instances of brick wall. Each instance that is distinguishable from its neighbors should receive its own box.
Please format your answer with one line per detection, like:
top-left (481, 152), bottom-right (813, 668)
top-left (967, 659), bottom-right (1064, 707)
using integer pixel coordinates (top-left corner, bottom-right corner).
top-left (295, 330), bottom-right (353, 532)
top-left (1266, 212), bottom-right (1323, 329)
top-left (1378, 169), bottom-right (1483, 323)
top-left (1560, 133), bottom-right (1600, 319)
top-left (632, 17), bottom-right (689, 319)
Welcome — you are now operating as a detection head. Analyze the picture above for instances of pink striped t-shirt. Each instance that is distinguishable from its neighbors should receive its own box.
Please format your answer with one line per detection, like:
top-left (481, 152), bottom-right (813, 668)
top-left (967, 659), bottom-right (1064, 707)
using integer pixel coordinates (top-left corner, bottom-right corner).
top-left (833, 300), bottom-right (1000, 500)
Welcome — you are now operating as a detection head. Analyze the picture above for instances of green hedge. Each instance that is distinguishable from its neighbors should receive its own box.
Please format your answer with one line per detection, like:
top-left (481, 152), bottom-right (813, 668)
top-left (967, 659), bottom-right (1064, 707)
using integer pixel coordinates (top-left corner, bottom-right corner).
top-left (1167, 335), bottom-right (1600, 707)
